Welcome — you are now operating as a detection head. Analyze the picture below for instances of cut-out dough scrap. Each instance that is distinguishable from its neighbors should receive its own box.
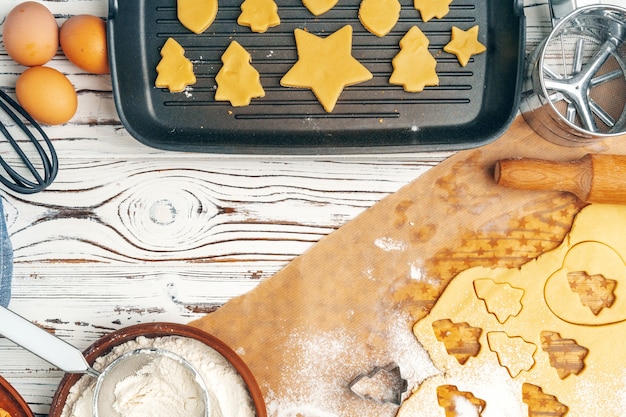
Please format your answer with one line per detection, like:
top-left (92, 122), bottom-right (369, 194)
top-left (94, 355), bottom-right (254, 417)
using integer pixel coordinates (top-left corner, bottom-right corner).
top-left (215, 41), bottom-right (265, 106)
top-left (540, 331), bottom-right (588, 380)
top-left (436, 385), bottom-right (486, 417)
top-left (390, 26), bottom-right (439, 93)
top-left (473, 279), bottom-right (524, 324)
top-left (486, 332), bottom-right (536, 378)
top-left (414, 0), bottom-right (453, 22)
top-left (402, 204), bottom-right (626, 417)
top-left (302, 0), bottom-right (338, 16)
top-left (359, 0), bottom-right (401, 37)
top-left (177, 0), bottom-right (218, 34)
top-left (280, 25), bottom-right (373, 112)
top-left (567, 270), bottom-right (617, 315)
top-left (444, 25), bottom-right (486, 67)
top-left (238, 0), bottom-right (280, 33)
top-left (432, 319), bottom-right (482, 365)
top-left (155, 38), bottom-right (196, 93)
top-left (544, 241), bottom-right (626, 326)
top-left (522, 383), bottom-right (569, 417)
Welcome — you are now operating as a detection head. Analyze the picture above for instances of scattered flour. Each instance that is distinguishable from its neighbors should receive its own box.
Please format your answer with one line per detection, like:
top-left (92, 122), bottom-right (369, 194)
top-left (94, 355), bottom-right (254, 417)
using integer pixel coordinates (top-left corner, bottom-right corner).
top-left (59, 335), bottom-right (256, 417)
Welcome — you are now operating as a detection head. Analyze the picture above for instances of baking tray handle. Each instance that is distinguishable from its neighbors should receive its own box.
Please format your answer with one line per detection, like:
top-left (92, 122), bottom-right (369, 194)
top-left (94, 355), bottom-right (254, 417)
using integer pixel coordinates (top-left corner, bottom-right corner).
top-left (108, 0), bottom-right (118, 20)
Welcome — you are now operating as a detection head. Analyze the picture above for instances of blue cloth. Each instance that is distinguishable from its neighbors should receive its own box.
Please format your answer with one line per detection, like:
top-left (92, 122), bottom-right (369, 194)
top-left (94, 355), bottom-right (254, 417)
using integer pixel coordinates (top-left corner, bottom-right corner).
top-left (0, 199), bottom-right (12, 307)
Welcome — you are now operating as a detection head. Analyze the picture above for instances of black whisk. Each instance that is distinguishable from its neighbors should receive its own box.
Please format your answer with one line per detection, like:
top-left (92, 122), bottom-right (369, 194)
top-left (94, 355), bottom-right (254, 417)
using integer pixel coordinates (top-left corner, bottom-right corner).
top-left (0, 89), bottom-right (58, 194)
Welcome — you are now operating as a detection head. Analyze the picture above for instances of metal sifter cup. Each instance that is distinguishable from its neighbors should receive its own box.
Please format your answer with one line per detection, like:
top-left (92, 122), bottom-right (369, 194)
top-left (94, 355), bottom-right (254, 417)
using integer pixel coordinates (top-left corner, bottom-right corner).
top-left (0, 306), bottom-right (210, 417)
top-left (521, 0), bottom-right (626, 146)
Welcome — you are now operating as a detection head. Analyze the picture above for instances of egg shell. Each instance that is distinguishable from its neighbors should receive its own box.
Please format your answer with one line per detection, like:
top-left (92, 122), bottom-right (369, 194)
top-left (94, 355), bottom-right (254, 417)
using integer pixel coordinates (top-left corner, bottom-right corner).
top-left (16, 66), bottom-right (78, 125)
top-left (2, 2), bottom-right (59, 66)
top-left (60, 15), bottom-right (110, 74)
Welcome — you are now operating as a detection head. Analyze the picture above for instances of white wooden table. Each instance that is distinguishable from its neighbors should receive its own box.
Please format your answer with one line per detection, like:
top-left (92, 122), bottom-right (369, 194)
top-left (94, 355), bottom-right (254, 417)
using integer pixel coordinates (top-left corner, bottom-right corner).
top-left (0, 0), bottom-right (571, 414)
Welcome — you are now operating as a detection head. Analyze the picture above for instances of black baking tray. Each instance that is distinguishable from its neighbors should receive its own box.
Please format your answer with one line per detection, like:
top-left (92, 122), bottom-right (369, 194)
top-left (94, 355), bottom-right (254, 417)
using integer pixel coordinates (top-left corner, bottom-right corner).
top-left (107, 0), bottom-right (525, 154)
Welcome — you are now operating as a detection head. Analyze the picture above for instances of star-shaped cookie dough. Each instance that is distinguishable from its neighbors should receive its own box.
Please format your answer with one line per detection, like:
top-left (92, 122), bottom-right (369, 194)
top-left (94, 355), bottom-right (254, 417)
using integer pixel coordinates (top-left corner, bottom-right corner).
top-left (444, 25), bottom-right (487, 67)
top-left (414, 0), bottom-right (452, 22)
top-left (280, 25), bottom-right (373, 112)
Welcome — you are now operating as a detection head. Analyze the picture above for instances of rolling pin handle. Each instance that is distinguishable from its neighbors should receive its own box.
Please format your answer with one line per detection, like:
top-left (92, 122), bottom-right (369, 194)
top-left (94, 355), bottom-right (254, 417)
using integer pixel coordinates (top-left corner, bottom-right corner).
top-left (494, 156), bottom-right (589, 201)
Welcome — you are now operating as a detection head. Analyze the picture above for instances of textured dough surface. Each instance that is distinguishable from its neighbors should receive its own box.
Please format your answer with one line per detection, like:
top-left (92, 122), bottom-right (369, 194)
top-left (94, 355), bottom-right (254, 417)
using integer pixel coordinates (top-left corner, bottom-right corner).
top-left (399, 204), bottom-right (626, 417)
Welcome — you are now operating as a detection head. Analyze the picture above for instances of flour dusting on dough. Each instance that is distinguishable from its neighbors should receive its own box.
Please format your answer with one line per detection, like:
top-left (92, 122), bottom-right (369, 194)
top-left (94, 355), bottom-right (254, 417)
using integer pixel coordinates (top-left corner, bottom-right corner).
top-left (374, 237), bottom-right (407, 252)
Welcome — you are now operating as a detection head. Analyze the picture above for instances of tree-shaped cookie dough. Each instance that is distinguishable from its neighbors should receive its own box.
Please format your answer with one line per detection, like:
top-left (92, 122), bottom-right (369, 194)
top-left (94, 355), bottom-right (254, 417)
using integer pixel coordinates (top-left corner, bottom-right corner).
top-left (414, 0), bottom-right (452, 22)
top-left (155, 38), bottom-right (196, 93)
top-left (390, 26), bottom-right (438, 92)
top-left (238, 0), bottom-right (280, 33)
top-left (215, 41), bottom-right (265, 107)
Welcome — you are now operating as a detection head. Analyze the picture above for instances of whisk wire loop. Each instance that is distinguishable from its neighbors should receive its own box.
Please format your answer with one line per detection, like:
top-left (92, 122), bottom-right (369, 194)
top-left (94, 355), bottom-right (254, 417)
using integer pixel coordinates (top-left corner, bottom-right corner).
top-left (0, 89), bottom-right (58, 194)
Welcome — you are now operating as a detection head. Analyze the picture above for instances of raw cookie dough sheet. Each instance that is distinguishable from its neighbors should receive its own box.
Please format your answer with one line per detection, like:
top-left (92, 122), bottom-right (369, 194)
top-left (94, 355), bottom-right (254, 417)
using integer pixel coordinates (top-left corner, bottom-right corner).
top-left (190, 116), bottom-right (626, 417)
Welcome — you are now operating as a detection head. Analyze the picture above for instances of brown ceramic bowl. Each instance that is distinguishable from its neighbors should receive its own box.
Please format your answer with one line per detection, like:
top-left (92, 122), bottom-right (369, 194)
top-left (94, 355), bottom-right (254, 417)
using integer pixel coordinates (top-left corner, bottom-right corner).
top-left (48, 322), bottom-right (266, 417)
top-left (0, 375), bottom-right (34, 417)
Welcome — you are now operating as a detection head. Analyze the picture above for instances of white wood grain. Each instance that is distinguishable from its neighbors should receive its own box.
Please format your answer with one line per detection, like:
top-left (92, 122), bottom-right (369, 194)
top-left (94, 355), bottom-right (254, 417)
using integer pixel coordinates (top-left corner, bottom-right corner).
top-left (0, 0), bottom-right (559, 414)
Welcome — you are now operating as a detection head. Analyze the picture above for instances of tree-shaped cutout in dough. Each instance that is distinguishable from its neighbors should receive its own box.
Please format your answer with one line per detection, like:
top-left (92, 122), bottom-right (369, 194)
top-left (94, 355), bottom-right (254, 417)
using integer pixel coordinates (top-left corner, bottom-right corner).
top-left (487, 332), bottom-right (536, 378)
top-left (540, 331), bottom-right (588, 379)
top-left (473, 279), bottom-right (524, 324)
top-left (436, 385), bottom-right (486, 417)
top-left (432, 319), bottom-right (482, 365)
top-left (567, 270), bottom-right (617, 315)
top-left (155, 38), bottom-right (196, 93)
top-left (237, 0), bottom-right (280, 33)
top-left (215, 41), bottom-right (265, 107)
top-left (522, 383), bottom-right (569, 417)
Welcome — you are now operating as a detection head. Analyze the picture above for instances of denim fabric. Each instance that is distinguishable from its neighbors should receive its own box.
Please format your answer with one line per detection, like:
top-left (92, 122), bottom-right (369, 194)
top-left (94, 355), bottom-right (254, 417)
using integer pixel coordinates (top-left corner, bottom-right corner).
top-left (0, 199), bottom-right (12, 307)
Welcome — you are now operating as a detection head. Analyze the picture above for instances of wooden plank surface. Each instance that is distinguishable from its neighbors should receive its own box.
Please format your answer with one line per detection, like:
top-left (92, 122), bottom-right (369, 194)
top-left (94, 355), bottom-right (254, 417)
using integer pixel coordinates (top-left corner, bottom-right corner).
top-left (0, 0), bottom-right (584, 415)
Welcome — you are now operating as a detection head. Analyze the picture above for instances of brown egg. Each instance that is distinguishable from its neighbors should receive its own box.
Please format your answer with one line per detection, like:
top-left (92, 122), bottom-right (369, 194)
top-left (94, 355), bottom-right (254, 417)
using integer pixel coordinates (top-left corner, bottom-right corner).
top-left (16, 66), bottom-right (78, 125)
top-left (2, 2), bottom-right (59, 66)
top-left (60, 15), bottom-right (110, 74)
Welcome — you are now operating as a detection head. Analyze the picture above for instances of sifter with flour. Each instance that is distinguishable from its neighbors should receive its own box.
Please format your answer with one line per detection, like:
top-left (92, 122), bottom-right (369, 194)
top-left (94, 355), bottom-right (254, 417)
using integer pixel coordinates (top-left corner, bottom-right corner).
top-left (0, 306), bottom-right (210, 417)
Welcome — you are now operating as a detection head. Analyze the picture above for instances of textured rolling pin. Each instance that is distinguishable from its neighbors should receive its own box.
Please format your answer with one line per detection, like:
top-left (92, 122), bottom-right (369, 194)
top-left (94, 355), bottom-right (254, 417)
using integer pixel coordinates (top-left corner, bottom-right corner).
top-left (494, 154), bottom-right (626, 204)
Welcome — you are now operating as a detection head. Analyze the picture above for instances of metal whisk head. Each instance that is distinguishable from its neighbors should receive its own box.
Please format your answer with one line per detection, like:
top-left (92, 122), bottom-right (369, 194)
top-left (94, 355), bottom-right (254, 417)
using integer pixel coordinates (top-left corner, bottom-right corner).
top-left (0, 89), bottom-right (58, 194)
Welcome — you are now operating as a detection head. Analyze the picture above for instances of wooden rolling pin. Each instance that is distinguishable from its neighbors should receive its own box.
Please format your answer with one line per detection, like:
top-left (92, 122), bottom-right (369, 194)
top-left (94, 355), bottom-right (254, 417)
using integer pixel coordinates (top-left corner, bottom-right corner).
top-left (494, 154), bottom-right (626, 204)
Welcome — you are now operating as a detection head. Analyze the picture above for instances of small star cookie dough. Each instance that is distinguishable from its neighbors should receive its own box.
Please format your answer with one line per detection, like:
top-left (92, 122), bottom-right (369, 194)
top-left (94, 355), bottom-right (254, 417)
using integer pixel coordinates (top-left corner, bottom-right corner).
top-left (177, 0), bottom-right (218, 34)
top-left (280, 25), bottom-right (373, 112)
top-left (302, 0), bottom-right (339, 16)
top-left (215, 41), bottom-right (265, 106)
top-left (390, 26), bottom-right (439, 92)
top-left (414, 0), bottom-right (452, 22)
top-left (155, 37), bottom-right (196, 93)
top-left (238, 0), bottom-right (280, 33)
top-left (444, 25), bottom-right (486, 67)
top-left (359, 0), bottom-right (401, 37)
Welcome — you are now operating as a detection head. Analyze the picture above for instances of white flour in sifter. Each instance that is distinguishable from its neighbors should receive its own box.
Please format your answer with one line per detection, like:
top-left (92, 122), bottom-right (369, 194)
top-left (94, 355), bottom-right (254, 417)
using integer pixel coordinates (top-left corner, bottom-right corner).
top-left (59, 335), bottom-right (256, 417)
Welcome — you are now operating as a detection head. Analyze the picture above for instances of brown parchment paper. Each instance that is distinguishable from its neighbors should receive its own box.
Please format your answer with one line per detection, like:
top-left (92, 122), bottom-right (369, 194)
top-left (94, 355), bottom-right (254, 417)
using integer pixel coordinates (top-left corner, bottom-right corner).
top-left (190, 116), bottom-right (626, 417)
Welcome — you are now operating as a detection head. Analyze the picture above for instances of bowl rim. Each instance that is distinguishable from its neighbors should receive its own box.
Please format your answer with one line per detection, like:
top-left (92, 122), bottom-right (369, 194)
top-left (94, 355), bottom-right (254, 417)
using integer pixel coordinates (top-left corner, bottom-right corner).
top-left (0, 375), bottom-right (35, 417)
top-left (48, 322), bottom-right (266, 417)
